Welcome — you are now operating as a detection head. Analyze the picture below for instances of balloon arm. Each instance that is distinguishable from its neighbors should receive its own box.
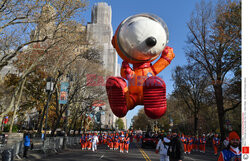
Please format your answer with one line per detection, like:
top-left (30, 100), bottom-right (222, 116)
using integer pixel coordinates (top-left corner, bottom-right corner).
top-left (152, 46), bottom-right (175, 75)
top-left (121, 61), bottom-right (134, 80)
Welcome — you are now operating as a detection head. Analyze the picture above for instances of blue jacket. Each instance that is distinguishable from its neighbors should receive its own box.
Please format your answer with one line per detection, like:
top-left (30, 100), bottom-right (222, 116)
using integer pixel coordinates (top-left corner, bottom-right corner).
top-left (24, 135), bottom-right (31, 147)
top-left (220, 148), bottom-right (241, 161)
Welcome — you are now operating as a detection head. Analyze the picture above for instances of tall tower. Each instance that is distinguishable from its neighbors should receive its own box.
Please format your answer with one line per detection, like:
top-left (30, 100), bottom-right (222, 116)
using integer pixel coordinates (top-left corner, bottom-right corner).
top-left (86, 3), bottom-right (125, 130)
top-left (86, 2), bottom-right (118, 75)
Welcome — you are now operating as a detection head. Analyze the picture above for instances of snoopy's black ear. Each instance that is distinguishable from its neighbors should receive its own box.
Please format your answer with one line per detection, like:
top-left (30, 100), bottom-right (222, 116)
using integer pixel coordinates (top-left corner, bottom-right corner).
top-left (111, 36), bottom-right (116, 48)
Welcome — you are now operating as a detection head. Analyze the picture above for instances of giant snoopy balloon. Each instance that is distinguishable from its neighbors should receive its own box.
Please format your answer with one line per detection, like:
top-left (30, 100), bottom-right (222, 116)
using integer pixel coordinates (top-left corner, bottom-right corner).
top-left (106, 14), bottom-right (175, 119)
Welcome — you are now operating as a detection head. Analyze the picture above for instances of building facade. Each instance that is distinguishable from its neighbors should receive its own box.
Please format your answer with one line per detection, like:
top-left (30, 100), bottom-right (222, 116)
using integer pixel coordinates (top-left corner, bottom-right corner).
top-left (86, 3), bottom-right (126, 130)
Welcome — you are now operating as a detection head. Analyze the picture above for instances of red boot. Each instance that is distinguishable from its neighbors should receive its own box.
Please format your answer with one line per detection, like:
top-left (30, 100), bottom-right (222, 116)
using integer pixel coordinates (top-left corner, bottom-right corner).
top-left (106, 77), bottom-right (128, 117)
top-left (143, 76), bottom-right (167, 119)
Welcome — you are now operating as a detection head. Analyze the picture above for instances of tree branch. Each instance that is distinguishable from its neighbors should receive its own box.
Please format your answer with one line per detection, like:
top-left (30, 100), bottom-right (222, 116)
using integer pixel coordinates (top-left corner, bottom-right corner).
top-left (224, 101), bottom-right (241, 113)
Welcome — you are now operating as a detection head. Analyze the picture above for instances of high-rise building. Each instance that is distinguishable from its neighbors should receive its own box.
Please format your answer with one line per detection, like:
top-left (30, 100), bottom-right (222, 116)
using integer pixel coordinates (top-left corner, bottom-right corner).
top-left (85, 2), bottom-right (126, 130)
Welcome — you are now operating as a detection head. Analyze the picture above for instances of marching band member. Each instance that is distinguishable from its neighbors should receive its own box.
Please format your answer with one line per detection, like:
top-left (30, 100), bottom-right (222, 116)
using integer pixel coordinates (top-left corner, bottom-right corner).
top-left (187, 135), bottom-right (193, 154)
top-left (103, 133), bottom-right (107, 145)
top-left (119, 132), bottom-right (125, 153)
top-left (87, 133), bottom-right (93, 150)
top-left (124, 133), bottom-right (130, 153)
top-left (193, 135), bottom-right (199, 151)
top-left (200, 134), bottom-right (206, 153)
top-left (213, 134), bottom-right (220, 155)
top-left (80, 134), bottom-right (86, 150)
top-left (114, 133), bottom-right (119, 150)
top-left (180, 134), bottom-right (187, 154)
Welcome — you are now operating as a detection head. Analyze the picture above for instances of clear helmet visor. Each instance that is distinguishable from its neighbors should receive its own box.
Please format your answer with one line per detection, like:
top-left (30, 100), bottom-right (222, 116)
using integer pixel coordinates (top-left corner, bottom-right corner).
top-left (117, 13), bottom-right (169, 62)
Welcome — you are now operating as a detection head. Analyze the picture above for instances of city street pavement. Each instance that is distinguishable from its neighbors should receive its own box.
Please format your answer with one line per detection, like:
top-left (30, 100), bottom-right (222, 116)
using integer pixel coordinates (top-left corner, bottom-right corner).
top-left (19, 142), bottom-right (219, 161)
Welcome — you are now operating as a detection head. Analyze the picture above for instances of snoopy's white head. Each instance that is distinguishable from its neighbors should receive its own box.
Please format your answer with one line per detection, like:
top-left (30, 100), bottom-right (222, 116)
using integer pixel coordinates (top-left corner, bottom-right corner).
top-left (112, 14), bottom-right (169, 64)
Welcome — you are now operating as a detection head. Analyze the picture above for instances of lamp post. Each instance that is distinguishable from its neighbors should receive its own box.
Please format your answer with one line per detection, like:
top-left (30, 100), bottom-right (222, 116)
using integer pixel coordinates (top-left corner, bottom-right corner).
top-left (65, 74), bottom-right (73, 136)
top-left (44, 77), bottom-right (54, 141)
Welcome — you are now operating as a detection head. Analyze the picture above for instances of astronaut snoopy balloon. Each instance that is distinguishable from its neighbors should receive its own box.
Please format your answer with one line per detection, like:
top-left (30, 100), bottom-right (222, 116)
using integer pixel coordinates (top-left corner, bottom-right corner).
top-left (106, 14), bottom-right (175, 119)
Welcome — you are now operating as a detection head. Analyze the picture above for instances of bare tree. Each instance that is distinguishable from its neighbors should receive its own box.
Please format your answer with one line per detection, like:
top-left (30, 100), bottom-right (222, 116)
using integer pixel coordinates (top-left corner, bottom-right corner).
top-left (0, 0), bottom-right (88, 130)
top-left (186, 0), bottom-right (241, 139)
top-left (172, 64), bottom-right (210, 135)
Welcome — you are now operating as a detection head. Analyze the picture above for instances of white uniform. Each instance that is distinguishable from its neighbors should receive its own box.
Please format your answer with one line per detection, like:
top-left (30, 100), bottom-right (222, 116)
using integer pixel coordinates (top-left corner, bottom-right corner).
top-left (156, 137), bottom-right (170, 161)
top-left (92, 135), bottom-right (99, 151)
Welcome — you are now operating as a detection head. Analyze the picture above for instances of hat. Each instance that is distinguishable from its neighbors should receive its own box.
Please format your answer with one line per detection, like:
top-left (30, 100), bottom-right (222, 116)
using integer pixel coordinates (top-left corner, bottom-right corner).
top-left (229, 131), bottom-right (240, 141)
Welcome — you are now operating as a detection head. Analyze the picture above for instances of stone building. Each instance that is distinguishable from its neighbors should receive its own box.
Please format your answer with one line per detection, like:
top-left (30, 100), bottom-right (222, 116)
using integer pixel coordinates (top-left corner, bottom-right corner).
top-left (86, 2), bottom-right (126, 130)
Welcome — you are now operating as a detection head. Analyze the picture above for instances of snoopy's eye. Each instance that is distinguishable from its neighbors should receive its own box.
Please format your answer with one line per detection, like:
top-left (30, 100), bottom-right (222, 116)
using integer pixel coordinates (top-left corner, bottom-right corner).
top-left (128, 21), bottom-right (134, 26)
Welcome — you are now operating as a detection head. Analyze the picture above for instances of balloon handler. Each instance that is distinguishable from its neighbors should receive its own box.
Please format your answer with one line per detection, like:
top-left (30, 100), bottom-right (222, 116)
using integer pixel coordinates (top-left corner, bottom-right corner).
top-left (106, 13), bottom-right (175, 119)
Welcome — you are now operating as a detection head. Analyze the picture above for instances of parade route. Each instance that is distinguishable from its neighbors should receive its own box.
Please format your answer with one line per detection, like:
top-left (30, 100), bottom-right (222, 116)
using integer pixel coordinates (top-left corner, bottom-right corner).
top-left (21, 142), bottom-right (219, 161)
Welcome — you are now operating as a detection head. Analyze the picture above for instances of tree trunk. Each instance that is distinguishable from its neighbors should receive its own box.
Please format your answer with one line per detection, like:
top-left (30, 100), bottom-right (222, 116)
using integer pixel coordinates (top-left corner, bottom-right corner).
top-left (194, 110), bottom-right (198, 136)
top-left (0, 80), bottom-right (20, 130)
top-left (214, 85), bottom-right (225, 140)
top-left (9, 77), bottom-right (26, 133)
top-left (51, 112), bottom-right (63, 136)
top-left (38, 91), bottom-right (52, 133)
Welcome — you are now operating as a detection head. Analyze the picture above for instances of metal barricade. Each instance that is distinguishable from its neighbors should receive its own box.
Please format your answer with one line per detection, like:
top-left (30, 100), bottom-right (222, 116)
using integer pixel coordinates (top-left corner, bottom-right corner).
top-left (0, 136), bottom-right (81, 160)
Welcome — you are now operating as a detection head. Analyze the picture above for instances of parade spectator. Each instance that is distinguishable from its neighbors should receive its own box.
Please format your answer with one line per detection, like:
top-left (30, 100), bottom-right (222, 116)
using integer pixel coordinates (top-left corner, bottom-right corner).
top-left (23, 131), bottom-right (32, 158)
top-left (217, 131), bottom-right (241, 161)
top-left (168, 129), bottom-right (184, 161)
top-left (213, 134), bottom-right (220, 155)
top-left (156, 133), bottom-right (170, 161)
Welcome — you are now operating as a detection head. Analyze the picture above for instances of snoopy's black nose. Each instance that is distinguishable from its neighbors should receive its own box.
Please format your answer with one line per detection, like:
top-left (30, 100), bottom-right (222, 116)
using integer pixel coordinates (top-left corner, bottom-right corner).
top-left (145, 36), bottom-right (157, 47)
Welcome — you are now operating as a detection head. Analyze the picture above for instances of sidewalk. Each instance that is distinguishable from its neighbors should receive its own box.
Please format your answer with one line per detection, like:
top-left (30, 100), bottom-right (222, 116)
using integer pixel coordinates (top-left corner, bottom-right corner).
top-left (14, 145), bottom-right (81, 161)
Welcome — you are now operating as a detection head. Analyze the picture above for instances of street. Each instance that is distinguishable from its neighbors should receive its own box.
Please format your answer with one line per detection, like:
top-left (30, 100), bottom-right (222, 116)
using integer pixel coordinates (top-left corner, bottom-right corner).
top-left (24, 142), bottom-right (219, 161)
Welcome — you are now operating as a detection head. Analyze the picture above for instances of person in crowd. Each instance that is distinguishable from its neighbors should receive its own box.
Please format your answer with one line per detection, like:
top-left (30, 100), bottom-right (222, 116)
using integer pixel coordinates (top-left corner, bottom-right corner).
top-left (119, 131), bottom-right (125, 153)
top-left (124, 133), bottom-right (130, 153)
top-left (113, 133), bottom-right (119, 150)
top-left (156, 133), bottom-right (171, 161)
top-left (92, 133), bottom-right (99, 152)
top-left (198, 135), bottom-right (202, 152)
top-left (200, 134), bottom-right (206, 153)
top-left (80, 134), bottom-right (86, 150)
top-left (193, 135), bottom-right (199, 152)
top-left (87, 133), bottom-right (92, 150)
top-left (130, 132), bottom-right (134, 143)
top-left (103, 133), bottom-right (107, 145)
top-left (136, 133), bottom-right (142, 143)
top-left (109, 133), bottom-right (114, 150)
top-left (180, 134), bottom-right (187, 154)
top-left (213, 134), bottom-right (220, 155)
top-left (187, 135), bottom-right (193, 154)
top-left (23, 131), bottom-right (32, 158)
top-left (218, 131), bottom-right (241, 161)
top-left (223, 136), bottom-right (230, 149)
top-left (168, 129), bottom-right (184, 161)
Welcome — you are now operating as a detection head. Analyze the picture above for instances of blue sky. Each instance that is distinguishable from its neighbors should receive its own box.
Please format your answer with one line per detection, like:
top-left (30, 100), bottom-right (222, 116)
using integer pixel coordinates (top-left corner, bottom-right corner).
top-left (83, 0), bottom-right (214, 129)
